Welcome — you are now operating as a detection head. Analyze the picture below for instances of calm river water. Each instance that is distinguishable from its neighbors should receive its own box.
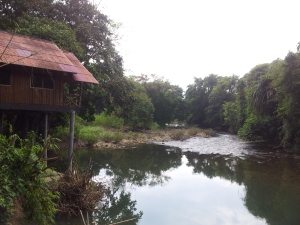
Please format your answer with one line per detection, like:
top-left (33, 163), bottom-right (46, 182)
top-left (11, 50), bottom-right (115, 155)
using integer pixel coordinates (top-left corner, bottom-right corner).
top-left (55, 133), bottom-right (300, 225)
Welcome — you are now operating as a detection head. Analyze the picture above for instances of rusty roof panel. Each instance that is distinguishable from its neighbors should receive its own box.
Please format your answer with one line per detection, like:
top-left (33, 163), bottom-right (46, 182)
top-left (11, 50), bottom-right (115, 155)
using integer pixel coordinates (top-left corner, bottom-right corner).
top-left (63, 51), bottom-right (98, 84)
top-left (58, 64), bottom-right (69, 72)
top-left (73, 73), bottom-right (88, 82)
top-left (0, 30), bottom-right (98, 84)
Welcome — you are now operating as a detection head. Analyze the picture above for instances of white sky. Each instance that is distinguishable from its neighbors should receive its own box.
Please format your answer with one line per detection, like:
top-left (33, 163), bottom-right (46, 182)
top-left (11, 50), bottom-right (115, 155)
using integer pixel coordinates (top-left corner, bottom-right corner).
top-left (97, 0), bottom-right (300, 90)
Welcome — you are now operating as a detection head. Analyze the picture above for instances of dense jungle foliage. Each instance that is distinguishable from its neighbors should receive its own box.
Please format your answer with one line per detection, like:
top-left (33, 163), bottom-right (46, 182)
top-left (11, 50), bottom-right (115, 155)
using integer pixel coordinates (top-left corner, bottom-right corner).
top-left (2, 0), bottom-right (300, 224)
top-left (1, 0), bottom-right (300, 151)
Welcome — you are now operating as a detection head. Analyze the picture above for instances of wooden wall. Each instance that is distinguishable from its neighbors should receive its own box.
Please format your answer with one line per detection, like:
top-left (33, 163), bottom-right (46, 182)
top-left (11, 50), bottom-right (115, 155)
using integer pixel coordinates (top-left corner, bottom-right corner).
top-left (0, 65), bottom-right (65, 106)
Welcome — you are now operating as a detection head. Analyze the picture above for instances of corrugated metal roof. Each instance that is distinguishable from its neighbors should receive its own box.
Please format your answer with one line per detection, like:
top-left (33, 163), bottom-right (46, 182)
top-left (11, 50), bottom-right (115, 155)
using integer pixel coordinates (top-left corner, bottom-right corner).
top-left (0, 30), bottom-right (98, 84)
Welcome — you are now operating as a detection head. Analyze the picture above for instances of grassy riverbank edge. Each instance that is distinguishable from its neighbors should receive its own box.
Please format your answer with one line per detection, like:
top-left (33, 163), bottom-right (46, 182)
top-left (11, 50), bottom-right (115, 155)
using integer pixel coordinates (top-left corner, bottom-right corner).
top-left (56, 127), bottom-right (217, 150)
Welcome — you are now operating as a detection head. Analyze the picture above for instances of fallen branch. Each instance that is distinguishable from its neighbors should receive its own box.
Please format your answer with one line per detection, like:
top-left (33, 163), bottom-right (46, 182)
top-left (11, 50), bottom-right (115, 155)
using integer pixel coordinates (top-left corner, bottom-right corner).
top-left (108, 217), bottom-right (138, 225)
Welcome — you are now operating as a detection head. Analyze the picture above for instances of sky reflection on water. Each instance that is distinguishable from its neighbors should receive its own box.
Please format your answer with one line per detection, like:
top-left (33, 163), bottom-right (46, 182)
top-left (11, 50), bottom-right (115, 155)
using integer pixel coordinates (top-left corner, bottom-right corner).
top-left (130, 155), bottom-right (266, 225)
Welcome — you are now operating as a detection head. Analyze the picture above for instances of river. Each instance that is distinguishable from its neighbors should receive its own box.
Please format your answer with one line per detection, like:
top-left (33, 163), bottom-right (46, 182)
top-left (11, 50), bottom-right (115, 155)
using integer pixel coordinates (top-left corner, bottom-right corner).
top-left (55, 133), bottom-right (300, 225)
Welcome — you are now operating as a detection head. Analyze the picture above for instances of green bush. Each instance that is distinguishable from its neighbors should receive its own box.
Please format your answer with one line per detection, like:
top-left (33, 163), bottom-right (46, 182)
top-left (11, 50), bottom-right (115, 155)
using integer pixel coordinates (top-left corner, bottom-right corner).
top-left (100, 132), bottom-right (124, 144)
top-left (238, 113), bottom-right (274, 141)
top-left (202, 129), bottom-right (217, 137)
top-left (53, 125), bottom-right (69, 139)
top-left (188, 127), bottom-right (202, 136)
top-left (127, 131), bottom-right (140, 140)
top-left (150, 122), bottom-right (160, 131)
top-left (0, 134), bottom-right (59, 225)
top-left (94, 112), bottom-right (124, 128)
top-left (79, 126), bottom-right (104, 145)
top-left (52, 124), bottom-right (81, 140)
top-left (112, 132), bottom-right (124, 143)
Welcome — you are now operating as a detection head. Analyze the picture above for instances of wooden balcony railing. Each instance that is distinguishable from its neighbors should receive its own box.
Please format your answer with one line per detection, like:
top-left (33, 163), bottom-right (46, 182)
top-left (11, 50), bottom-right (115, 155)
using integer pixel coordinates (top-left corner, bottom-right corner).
top-left (63, 94), bottom-right (81, 106)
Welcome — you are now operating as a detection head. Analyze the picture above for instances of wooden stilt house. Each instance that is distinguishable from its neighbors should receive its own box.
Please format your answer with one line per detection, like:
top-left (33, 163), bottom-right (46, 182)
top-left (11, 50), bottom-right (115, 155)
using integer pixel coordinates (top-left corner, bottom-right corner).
top-left (0, 30), bottom-right (98, 113)
top-left (0, 30), bottom-right (99, 169)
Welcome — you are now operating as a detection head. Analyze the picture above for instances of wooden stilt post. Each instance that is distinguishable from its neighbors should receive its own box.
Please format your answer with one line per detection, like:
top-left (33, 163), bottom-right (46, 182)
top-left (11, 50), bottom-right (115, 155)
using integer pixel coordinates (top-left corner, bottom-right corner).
top-left (22, 113), bottom-right (29, 139)
top-left (44, 113), bottom-right (48, 166)
top-left (0, 111), bottom-right (3, 135)
top-left (68, 110), bottom-right (75, 171)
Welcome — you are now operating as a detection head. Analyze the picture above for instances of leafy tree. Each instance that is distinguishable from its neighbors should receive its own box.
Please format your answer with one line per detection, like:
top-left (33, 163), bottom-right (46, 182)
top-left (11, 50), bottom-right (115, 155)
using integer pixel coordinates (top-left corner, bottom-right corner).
top-left (0, 0), bottom-right (53, 27)
top-left (51, 0), bottom-right (127, 120)
top-left (244, 63), bottom-right (270, 85)
top-left (237, 60), bottom-right (284, 142)
top-left (14, 15), bottom-right (84, 57)
top-left (272, 53), bottom-right (300, 149)
top-left (223, 79), bottom-right (247, 133)
top-left (204, 75), bottom-right (238, 128)
top-left (141, 76), bottom-right (185, 126)
top-left (186, 74), bottom-right (218, 126)
top-left (123, 79), bottom-right (154, 129)
top-left (222, 101), bottom-right (240, 133)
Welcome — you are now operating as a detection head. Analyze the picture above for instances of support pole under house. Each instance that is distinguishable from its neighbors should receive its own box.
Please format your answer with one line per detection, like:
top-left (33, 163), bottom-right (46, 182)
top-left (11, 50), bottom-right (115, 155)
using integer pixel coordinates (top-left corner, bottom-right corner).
top-left (44, 113), bottom-right (48, 166)
top-left (68, 110), bottom-right (75, 171)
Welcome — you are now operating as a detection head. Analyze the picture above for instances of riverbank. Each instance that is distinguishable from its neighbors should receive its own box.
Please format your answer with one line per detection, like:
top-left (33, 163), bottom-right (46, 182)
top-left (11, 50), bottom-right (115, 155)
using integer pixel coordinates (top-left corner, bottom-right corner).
top-left (95, 128), bottom-right (215, 149)
top-left (58, 127), bottom-right (216, 150)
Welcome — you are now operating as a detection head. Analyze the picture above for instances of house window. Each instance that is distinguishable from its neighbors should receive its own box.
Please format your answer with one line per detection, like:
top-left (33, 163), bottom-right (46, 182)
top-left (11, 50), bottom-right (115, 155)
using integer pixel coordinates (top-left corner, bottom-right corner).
top-left (0, 70), bottom-right (11, 85)
top-left (31, 74), bottom-right (54, 89)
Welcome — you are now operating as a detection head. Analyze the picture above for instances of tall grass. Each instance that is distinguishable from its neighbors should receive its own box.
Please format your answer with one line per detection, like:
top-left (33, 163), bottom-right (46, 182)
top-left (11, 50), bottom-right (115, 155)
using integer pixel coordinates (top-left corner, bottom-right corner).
top-left (78, 126), bottom-right (105, 145)
top-left (187, 127), bottom-right (202, 136)
top-left (187, 127), bottom-right (217, 137)
top-left (93, 112), bottom-right (124, 129)
top-left (52, 112), bottom-right (125, 145)
top-left (202, 129), bottom-right (217, 137)
top-left (99, 132), bottom-right (124, 144)
top-left (170, 130), bottom-right (186, 140)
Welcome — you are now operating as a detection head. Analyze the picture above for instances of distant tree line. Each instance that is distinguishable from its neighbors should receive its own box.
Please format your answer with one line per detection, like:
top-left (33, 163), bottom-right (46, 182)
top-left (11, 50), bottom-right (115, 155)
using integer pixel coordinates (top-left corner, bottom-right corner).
top-left (186, 53), bottom-right (300, 151)
top-left (1, 0), bottom-right (300, 150)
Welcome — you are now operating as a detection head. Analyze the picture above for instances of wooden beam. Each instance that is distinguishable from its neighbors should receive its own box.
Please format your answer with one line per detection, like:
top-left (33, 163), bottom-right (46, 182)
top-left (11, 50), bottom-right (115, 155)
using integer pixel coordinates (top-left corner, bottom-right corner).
top-left (0, 103), bottom-right (81, 113)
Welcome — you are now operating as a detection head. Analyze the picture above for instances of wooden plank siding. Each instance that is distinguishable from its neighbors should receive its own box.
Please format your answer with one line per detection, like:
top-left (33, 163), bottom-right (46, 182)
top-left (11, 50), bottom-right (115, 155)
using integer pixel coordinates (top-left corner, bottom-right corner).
top-left (0, 65), bottom-right (64, 106)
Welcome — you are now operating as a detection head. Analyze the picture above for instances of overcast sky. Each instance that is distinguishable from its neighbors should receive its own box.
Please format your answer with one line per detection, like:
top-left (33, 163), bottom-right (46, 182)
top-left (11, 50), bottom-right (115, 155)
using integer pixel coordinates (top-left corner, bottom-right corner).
top-left (97, 0), bottom-right (300, 90)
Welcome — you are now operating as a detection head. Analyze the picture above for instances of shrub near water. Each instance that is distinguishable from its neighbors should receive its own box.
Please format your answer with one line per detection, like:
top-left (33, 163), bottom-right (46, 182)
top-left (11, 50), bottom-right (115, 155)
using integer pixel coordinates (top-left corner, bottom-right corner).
top-left (170, 130), bottom-right (186, 140)
top-left (203, 129), bottom-right (217, 137)
top-left (0, 134), bottom-right (59, 225)
top-left (100, 132), bottom-right (124, 144)
top-left (79, 126), bottom-right (104, 145)
top-left (188, 127), bottom-right (202, 136)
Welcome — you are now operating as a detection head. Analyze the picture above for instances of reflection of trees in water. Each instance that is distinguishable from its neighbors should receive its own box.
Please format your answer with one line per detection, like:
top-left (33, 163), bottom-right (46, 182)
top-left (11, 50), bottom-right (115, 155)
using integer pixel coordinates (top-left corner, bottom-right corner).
top-left (184, 151), bottom-right (300, 225)
top-left (58, 144), bottom-right (300, 224)
top-left (55, 190), bottom-right (142, 225)
top-left (93, 190), bottom-right (143, 225)
top-left (75, 144), bottom-right (182, 188)
top-left (242, 156), bottom-right (300, 225)
top-left (184, 152), bottom-right (244, 184)
top-left (55, 144), bottom-right (182, 224)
